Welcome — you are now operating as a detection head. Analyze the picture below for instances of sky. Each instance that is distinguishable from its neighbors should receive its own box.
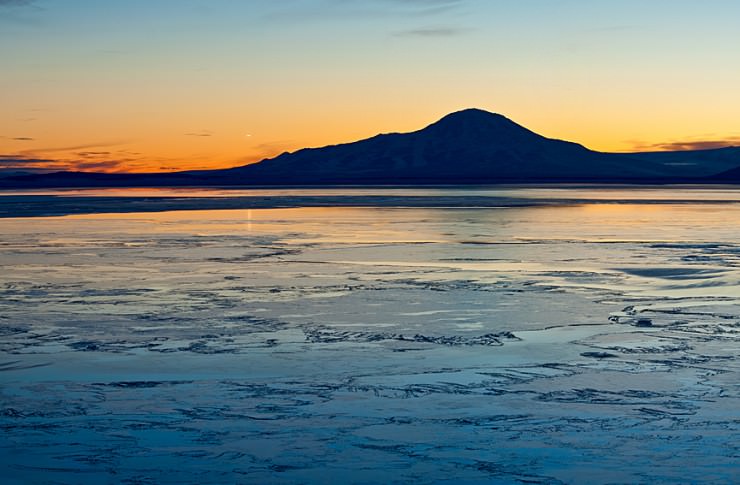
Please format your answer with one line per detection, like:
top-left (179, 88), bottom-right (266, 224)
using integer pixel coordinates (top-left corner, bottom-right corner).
top-left (1, 0), bottom-right (740, 173)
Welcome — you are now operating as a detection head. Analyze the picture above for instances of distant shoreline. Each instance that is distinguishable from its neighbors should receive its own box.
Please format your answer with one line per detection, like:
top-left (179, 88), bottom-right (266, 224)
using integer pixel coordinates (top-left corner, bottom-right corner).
top-left (3, 187), bottom-right (740, 218)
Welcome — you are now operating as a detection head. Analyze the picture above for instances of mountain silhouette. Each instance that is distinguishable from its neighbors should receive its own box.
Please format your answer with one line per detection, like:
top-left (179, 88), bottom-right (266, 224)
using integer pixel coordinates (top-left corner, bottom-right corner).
top-left (220, 108), bottom-right (666, 183)
top-left (3, 108), bottom-right (740, 187)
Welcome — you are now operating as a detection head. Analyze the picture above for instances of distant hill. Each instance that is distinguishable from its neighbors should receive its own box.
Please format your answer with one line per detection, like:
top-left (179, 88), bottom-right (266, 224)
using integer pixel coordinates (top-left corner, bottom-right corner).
top-left (0, 169), bottom-right (48, 179)
top-left (627, 146), bottom-right (740, 178)
top-left (3, 108), bottom-right (740, 187)
top-left (0, 164), bottom-right (55, 179)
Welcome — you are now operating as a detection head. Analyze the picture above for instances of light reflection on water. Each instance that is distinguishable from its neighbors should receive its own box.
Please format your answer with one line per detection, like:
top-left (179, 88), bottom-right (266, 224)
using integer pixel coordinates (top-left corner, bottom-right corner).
top-left (17, 201), bottom-right (740, 245)
top-left (3, 200), bottom-right (740, 303)
top-left (5, 184), bottom-right (740, 201)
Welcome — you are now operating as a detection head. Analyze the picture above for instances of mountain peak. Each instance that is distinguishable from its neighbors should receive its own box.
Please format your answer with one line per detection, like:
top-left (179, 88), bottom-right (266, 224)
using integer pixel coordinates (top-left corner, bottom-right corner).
top-left (422, 108), bottom-right (540, 140)
top-left (430, 108), bottom-right (511, 127)
top-left (439, 108), bottom-right (508, 120)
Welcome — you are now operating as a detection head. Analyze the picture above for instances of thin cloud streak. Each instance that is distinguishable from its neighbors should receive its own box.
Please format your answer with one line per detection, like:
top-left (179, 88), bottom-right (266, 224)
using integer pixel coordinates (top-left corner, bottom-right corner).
top-left (1, 136), bottom-right (35, 141)
top-left (0, 155), bottom-right (135, 173)
top-left (370, 0), bottom-right (464, 15)
top-left (0, 155), bottom-right (123, 171)
top-left (0, 0), bottom-right (41, 23)
top-left (635, 137), bottom-right (740, 152)
top-left (0, 140), bottom-right (142, 173)
top-left (393, 26), bottom-right (470, 37)
top-left (13, 140), bottom-right (129, 158)
top-left (0, 0), bottom-right (35, 6)
top-left (263, 0), bottom-right (466, 22)
top-left (0, 156), bottom-right (55, 166)
top-left (0, 151), bottom-right (213, 173)
top-left (76, 151), bottom-right (112, 159)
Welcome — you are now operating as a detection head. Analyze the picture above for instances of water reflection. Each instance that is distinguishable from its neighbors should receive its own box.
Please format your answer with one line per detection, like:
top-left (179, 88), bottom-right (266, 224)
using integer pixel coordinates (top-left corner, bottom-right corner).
top-left (37, 202), bottom-right (740, 246)
top-left (5, 184), bottom-right (740, 201)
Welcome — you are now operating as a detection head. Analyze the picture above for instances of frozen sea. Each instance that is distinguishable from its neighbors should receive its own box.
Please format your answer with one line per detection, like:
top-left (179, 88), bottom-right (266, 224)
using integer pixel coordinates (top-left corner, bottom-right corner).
top-left (1, 186), bottom-right (739, 484)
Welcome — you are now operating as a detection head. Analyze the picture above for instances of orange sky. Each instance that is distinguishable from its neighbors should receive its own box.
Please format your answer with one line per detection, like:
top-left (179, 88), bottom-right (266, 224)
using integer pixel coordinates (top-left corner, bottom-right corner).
top-left (2, 1), bottom-right (740, 173)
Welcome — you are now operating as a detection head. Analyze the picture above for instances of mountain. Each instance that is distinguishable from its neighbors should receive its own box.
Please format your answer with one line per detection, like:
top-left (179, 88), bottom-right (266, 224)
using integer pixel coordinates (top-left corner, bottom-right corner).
top-left (0, 168), bottom-right (52, 179)
top-left (710, 161), bottom-right (740, 181)
top-left (626, 146), bottom-right (740, 179)
top-left (3, 108), bottom-right (740, 187)
top-left (219, 109), bottom-right (667, 183)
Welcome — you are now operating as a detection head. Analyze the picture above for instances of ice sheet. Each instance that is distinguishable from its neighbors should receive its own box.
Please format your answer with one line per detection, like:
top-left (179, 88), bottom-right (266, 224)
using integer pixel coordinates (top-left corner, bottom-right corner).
top-left (1, 188), bottom-right (739, 483)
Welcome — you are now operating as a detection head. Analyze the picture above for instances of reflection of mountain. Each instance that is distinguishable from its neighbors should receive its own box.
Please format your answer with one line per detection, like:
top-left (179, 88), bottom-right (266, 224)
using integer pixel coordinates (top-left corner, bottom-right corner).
top-left (3, 109), bottom-right (740, 187)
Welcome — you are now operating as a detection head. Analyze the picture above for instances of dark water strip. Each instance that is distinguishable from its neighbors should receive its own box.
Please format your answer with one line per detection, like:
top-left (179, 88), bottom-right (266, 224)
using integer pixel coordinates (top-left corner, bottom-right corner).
top-left (1, 195), bottom-right (739, 218)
